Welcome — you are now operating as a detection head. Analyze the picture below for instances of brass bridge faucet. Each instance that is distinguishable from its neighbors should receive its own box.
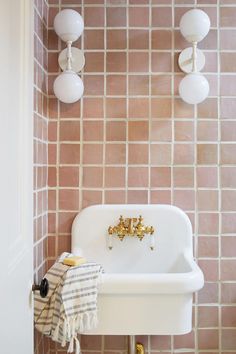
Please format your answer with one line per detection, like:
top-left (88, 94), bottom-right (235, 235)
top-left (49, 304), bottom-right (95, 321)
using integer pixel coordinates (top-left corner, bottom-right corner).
top-left (108, 215), bottom-right (154, 243)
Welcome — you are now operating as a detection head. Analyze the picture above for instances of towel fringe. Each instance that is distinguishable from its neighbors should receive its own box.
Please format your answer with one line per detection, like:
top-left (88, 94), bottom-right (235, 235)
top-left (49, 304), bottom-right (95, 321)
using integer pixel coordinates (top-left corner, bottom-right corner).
top-left (68, 336), bottom-right (74, 353)
top-left (75, 336), bottom-right (81, 354)
top-left (46, 307), bottom-right (99, 352)
top-left (67, 335), bottom-right (81, 354)
top-left (52, 321), bottom-right (60, 342)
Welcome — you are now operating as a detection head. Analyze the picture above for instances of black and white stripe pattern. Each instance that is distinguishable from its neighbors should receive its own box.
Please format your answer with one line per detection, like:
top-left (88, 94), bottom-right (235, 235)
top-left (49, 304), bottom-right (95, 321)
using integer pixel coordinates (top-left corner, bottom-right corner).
top-left (34, 253), bottom-right (103, 354)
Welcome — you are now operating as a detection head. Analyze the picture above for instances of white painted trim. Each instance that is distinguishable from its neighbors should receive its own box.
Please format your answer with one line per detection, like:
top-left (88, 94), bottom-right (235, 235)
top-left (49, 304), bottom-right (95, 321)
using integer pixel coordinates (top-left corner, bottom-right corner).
top-left (19, 0), bottom-right (34, 252)
top-left (0, 0), bottom-right (34, 352)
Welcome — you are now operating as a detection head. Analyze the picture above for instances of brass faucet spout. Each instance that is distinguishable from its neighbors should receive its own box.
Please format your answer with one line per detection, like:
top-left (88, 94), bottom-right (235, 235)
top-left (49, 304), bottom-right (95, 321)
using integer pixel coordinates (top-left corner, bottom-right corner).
top-left (126, 218), bottom-right (137, 235)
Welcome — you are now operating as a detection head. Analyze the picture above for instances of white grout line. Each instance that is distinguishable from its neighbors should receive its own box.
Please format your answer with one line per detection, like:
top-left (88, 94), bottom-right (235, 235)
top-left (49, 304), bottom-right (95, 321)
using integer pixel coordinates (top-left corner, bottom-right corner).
top-left (148, 0), bottom-right (152, 206)
top-left (170, 1), bottom-right (175, 351)
top-left (79, 0), bottom-right (85, 213)
top-left (53, 0), bottom-right (62, 272)
top-left (217, 0), bottom-right (222, 352)
top-left (125, 0), bottom-right (129, 204)
top-left (193, 2), bottom-right (199, 354)
top-left (102, 3), bottom-right (106, 205)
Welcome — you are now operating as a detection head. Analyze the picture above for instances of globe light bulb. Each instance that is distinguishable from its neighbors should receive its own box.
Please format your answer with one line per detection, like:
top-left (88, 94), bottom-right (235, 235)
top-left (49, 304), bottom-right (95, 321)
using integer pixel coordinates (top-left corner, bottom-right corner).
top-left (53, 71), bottom-right (84, 104)
top-left (180, 9), bottom-right (211, 43)
top-left (179, 73), bottom-right (209, 105)
top-left (54, 9), bottom-right (84, 42)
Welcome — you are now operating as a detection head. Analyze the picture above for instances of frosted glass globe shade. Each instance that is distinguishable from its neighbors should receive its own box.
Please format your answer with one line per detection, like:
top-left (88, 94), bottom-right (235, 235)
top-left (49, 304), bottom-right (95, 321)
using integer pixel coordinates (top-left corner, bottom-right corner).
top-left (53, 71), bottom-right (84, 104)
top-left (54, 9), bottom-right (84, 42)
top-left (180, 9), bottom-right (210, 43)
top-left (179, 73), bottom-right (209, 105)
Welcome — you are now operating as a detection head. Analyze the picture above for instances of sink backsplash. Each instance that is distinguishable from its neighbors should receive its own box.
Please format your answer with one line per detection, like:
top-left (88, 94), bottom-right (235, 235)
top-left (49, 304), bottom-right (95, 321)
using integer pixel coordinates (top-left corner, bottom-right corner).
top-left (72, 204), bottom-right (193, 274)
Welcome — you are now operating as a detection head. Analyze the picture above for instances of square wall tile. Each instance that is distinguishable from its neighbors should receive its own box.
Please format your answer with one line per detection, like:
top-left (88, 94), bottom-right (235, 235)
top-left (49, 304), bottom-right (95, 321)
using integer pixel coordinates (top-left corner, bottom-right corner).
top-left (38, 1), bottom-right (236, 354)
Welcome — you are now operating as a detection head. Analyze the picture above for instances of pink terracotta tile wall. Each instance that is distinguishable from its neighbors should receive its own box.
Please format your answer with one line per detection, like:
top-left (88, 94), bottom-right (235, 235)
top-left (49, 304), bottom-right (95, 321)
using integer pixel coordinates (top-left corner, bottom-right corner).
top-left (46, 0), bottom-right (236, 353)
top-left (34, 0), bottom-right (50, 353)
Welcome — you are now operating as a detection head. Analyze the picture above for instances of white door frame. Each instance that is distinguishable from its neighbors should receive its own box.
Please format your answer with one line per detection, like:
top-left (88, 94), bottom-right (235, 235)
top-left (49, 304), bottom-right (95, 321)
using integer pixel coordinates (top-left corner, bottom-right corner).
top-left (0, 0), bottom-right (34, 352)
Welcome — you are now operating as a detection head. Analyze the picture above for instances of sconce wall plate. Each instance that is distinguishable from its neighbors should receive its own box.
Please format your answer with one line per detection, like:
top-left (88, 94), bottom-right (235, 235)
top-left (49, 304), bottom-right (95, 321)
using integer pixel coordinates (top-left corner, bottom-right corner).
top-left (178, 47), bottom-right (205, 74)
top-left (58, 48), bottom-right (85, 73)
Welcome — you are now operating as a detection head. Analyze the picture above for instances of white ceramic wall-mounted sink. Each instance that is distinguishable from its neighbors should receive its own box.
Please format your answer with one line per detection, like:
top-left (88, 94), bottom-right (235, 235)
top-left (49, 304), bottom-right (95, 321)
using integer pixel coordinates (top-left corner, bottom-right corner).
top-left (72, 204), bottom-right (204, 335)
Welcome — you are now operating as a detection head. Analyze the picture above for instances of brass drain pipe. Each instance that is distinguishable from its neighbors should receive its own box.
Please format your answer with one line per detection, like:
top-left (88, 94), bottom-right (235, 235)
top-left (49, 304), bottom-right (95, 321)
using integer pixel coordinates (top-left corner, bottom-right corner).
top-left (128, 336), bottom-right (145, 354)
top-left (136, 343), bottom-right (145, 354)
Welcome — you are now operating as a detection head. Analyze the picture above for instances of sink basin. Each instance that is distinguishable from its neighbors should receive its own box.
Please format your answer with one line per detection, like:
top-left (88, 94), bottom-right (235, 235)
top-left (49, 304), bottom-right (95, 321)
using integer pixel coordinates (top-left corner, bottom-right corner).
top-left (71, 204), bottom-right (204, 335)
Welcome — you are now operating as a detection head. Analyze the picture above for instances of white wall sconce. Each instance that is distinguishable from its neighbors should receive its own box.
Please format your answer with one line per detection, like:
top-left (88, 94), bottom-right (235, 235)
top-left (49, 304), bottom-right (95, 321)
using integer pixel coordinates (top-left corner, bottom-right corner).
top-left (178, 9), bottom-right (211, 105)
top-left (53, 9), bottom-right (85, 104)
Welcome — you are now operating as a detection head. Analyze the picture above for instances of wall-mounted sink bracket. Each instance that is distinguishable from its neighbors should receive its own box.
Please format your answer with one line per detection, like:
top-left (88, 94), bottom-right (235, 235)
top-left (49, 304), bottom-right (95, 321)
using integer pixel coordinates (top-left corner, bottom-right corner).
top-left (108, 215), bottom-right (155, 250)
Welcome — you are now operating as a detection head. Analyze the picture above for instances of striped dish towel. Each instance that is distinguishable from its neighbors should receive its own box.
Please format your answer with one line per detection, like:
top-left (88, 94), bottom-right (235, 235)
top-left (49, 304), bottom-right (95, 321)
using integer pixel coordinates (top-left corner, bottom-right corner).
top-left (34, 252), bottom-right (103, 354)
